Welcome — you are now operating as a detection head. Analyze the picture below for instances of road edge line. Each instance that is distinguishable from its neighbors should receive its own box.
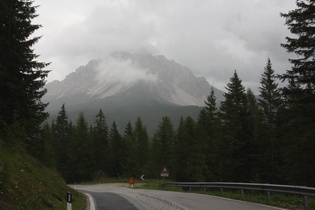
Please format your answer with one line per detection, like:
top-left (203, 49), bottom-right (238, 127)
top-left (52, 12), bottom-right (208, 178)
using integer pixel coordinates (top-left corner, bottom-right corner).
top-left (83, 192), bottom-right (95, 210)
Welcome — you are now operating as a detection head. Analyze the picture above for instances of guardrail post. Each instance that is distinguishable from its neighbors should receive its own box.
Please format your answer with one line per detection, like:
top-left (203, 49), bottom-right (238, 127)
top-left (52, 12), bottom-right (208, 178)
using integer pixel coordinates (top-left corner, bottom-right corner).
top-left (267, 191), bottom-right (270, 201)
top-left (303, 195), bottom-right (308, 209)
top-left (189, 187), bottom-right (192, 192)
top-left (240, 189), bottom-right (244, 198)
top-left (220, 188), bottom-right (223, 195)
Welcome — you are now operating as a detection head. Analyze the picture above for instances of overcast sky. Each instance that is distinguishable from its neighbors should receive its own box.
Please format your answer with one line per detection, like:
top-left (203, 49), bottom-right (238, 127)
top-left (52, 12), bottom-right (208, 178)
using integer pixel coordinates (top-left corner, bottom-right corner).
top-left (33, 0), bottom-right (297, 93)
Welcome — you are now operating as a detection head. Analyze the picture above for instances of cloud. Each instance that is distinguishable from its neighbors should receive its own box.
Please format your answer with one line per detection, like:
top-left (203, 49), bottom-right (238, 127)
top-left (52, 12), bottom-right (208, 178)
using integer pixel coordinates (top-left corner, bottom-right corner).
top-left (96, 57), bottom-right (157, 83)
top-left (34, 0), bottom-right (297, 93)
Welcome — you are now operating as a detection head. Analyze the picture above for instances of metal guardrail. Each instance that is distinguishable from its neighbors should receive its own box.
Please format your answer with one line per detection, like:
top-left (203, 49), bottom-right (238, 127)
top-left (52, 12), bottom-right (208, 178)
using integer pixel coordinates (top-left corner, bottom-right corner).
top-left (162, 182), bottom-right (315, 209)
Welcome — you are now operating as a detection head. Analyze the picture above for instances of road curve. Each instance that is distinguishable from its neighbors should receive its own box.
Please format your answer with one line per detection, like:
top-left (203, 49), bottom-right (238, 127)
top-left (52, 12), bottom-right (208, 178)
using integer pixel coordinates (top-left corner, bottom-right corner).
top-left (74, 184), bottom-right (285, 210)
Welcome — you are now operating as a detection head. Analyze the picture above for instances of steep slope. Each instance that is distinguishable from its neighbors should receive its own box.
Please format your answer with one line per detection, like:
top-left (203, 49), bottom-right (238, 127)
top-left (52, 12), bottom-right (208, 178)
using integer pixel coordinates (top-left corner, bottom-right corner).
top-left (0, 144), bottom-right (86, 209)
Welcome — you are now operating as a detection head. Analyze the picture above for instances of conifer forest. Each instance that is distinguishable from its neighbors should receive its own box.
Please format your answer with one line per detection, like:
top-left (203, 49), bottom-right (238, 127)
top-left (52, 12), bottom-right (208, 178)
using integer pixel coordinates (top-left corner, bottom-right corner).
top-left (1, 0), bottom-right (314, 187)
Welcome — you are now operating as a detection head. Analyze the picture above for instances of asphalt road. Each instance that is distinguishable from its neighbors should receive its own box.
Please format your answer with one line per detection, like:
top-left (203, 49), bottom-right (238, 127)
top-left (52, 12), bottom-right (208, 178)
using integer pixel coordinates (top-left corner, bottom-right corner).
top-left (74, 183), bottom-right (286, 210)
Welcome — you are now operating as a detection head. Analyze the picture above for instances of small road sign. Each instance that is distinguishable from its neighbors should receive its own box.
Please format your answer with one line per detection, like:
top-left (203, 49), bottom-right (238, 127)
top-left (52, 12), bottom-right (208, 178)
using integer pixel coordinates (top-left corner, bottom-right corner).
top-left (160, 166), bottom-right (169, 177)
top-left (128, 177), bottom-right (135, 188)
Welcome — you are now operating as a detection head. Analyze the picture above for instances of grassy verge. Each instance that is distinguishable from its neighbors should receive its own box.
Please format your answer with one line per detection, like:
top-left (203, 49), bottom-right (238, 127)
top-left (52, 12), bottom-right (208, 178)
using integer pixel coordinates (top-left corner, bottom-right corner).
top-left (0, 144), bottom-right (86, 209)
top-left (135, 179), bottom-right (315, 210)
top-left (82, 177), bottom-right (132, 184)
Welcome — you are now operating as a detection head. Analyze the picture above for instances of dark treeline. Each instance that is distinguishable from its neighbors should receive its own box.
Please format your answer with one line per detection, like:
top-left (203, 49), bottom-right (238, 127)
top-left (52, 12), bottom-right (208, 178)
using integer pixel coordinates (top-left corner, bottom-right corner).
top-left (34, 56), bottom-right (314, 186)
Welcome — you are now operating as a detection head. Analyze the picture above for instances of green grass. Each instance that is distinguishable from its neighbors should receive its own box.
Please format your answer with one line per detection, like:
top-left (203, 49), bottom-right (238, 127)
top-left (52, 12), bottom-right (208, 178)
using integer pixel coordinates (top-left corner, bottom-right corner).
top-left (134, 179), bottom-right (315, 210)
top-left (0, 143), bottom-right (86, 209)
top-left (83, 177), bottom-right (132, 184)
top-left (196, 189), bottom-right (314, 210)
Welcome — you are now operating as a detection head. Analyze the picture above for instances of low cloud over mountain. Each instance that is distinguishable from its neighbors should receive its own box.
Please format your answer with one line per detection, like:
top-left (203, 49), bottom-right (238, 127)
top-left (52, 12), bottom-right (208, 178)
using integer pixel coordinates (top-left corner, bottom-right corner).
top-left (43, 51), bottom-right (224, 133)
top-left (44, 51), bottom-right (223, 107)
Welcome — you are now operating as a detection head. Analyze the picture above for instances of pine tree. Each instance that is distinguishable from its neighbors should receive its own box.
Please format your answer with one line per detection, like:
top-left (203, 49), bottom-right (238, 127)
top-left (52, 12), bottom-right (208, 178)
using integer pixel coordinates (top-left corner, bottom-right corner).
top-left (246, 88), bottom-right (264, 182)
top-left (258, 59), bottom-right (283, 183)
top-left (133, 117), bottom-right (150, 176)
top-left (151, 116), bottom-right (174, 178)
top-left (203, 86), bottom-right (221, 143)
top-left (41, 122), bottom-right (55, 167)
top-left (173, 117), bottom-right (185, 181)
top-left (31, 122), bottom-right (55, 168)
top-left (124, 121), bottom-right (133, 137)
top-left (246, 89), bottom-right (259, 140)
top-left (280, 0), bottom-right (315, 97)
top-left (219, 70), bottom-right (253, 182)
top-left (0, 0), bottom-right (49, 139)
top-left (67, 113), bottom-right (92, 182)
top-left (220, 71), bottom-right (248, 145)
top-left (190, 111), bottom-right (210, 181)
top-left (123, 121), bottom-right (137, 177)
top-left (92, 109), bottom-right (109, 176)
top-left (279, 0), bottom-right (315, 186)
top-left (191, 87), bottom-right (220, 181)
top-left (205, 87), bottom-right (218, 119)
top-left (53, 104), bottom-right (70, 175)
top-left (259, 58), bottom-right (282, 129)
top-left (54, 104), bottom-right (69, 139)
top-left (173, 116), bottom-right (196, 181)
top-left (108, 122), bottom-right (125, 178)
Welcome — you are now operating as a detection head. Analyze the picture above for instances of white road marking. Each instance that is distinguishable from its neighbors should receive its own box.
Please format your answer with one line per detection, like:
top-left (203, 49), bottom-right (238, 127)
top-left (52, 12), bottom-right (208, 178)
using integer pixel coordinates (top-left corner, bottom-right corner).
top-left (83, 192), bottom-right (96, 210)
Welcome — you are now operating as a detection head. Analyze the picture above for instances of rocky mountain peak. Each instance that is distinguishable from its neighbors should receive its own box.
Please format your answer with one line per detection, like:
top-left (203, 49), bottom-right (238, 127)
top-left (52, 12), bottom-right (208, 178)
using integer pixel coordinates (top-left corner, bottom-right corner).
top-left (43, 52), bottom-right (223, 109)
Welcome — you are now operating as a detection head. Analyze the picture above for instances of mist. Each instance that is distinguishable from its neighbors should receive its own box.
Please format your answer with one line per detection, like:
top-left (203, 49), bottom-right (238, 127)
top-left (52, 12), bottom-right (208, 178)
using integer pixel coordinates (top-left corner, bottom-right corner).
top-left (96, 56), bottom-right (158, 84)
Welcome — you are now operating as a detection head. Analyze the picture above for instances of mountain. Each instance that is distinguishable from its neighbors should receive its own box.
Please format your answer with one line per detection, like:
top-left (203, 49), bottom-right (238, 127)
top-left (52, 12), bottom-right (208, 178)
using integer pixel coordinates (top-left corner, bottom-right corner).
top-left (43, 51), bottom-right (224, 134)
